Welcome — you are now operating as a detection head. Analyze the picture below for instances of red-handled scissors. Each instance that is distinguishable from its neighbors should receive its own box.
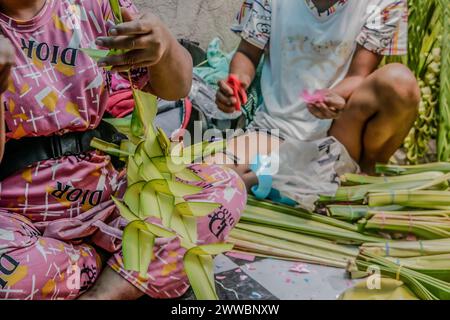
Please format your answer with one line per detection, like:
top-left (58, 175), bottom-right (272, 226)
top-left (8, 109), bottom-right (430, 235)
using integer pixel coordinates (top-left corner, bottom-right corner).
top-left (226, 75), bottom-right (248, 111)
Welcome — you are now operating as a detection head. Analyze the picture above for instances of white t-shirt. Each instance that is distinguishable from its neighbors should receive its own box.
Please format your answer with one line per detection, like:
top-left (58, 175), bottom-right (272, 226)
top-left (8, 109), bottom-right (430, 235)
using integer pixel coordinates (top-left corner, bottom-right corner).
top-left (232, 0), bottom-right (408, 141)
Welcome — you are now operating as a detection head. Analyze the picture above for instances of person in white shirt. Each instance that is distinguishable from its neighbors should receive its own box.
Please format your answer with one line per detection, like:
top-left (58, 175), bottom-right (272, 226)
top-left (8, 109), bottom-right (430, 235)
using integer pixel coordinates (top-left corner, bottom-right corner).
top-left (213, 0), bottom-right (420, 193)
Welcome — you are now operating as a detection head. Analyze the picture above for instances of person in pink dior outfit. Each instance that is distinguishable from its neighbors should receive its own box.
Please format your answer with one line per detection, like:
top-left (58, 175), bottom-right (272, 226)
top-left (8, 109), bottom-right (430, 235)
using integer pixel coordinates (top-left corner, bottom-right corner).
top-left (0, 0), bottom-right (247, 300)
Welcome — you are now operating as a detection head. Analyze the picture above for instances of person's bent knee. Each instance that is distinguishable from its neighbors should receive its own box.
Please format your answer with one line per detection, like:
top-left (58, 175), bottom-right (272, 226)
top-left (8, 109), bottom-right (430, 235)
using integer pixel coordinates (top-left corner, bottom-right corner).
top-left (376, 63), bottom-right (421, 113)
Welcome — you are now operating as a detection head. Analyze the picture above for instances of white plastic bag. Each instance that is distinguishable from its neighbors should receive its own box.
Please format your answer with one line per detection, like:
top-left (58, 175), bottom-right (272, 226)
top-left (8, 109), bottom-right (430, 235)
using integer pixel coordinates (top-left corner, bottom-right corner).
top-left (270, 136), bottom-right (359, 211)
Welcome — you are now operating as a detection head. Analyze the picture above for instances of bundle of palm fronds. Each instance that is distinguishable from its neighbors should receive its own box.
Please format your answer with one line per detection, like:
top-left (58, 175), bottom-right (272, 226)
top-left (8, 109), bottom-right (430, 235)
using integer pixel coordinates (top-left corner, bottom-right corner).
top-left (229, 162), bottom-right (450, 299)
top-left (226, 196), bottom-right (383, 269)
top-left (360, 238), bottom-right (450, 257)
top-left (321, 163), bottom-right (450, 240)
top-left (349, 251), bottom-right (450, 300)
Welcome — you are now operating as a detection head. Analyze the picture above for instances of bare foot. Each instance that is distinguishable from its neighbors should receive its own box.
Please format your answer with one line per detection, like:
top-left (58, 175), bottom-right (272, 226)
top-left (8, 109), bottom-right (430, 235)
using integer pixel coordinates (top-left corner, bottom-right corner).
top-left (79, 266), bottom-right (144, 300)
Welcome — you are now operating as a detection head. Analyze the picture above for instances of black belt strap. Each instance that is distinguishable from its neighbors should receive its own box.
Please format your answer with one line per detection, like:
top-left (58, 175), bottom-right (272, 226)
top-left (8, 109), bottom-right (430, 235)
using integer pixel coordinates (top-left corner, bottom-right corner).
top-left (0, 121), bottom-right (125, 181)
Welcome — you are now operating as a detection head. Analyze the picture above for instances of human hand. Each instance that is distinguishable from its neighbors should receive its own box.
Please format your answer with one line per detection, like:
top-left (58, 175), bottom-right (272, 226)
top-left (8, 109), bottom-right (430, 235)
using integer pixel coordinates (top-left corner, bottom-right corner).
top-left (306, 89), bottom-right (347, 120)
top-left (216, 74), bottom-right (249, 114)
top-left (95, 8), bottom-right (176, 72)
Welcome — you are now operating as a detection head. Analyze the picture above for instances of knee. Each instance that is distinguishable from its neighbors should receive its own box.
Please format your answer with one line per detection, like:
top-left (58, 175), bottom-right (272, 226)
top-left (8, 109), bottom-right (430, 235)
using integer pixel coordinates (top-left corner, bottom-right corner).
top-left (375, 63), bottom-right (421, 114)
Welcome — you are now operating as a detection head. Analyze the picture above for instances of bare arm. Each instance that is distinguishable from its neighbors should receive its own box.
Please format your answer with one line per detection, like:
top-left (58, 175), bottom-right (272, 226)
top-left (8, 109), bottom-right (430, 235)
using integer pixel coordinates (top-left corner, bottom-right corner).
top-left (96, 8), bottom-right (193, 101)
top-left (308, 45), bottom-right (382, 119)
top-left (230, 40), bottom-right (264, 89)
top-left (0, 35), bottom-right (15, 163)
top-left (216, 40), bottom-right (264, 113)
top-left (143, 37), bottom-right (192, 100)
top-left (332, 45), bottom-right (382, 100)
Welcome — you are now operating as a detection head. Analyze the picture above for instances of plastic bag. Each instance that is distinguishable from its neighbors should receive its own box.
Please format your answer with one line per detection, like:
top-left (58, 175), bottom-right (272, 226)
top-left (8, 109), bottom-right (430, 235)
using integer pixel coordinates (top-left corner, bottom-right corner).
top-left (270, 136), bottom-right (359, 210)
top-left (189, 74), bottom-right (243, 121)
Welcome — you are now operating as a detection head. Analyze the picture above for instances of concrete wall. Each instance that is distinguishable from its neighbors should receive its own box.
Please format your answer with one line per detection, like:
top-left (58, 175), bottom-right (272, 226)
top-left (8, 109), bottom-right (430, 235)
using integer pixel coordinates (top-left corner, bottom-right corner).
top-left (134, 0), bottom-right (242, 51)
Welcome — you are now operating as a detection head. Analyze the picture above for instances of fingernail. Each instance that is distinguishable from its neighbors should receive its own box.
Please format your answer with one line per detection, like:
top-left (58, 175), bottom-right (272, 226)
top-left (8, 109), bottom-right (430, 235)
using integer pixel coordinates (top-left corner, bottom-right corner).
top-left (95, 38), bottom-right (104, 46)
top-left (109, 28), bottom-right (118, 36)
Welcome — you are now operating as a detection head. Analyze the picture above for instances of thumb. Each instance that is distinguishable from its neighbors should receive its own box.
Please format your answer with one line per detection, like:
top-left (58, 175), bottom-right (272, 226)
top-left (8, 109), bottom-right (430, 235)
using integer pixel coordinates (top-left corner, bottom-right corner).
top-left (121, 7), bottom-right (135, 22)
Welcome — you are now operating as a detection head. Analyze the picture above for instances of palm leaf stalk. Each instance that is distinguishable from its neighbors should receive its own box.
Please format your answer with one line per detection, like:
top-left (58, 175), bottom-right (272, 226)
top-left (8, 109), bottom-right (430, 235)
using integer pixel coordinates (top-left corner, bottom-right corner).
top-left (228, 249), bottom-right (339, 264)
top-left (326, 205), bottom-right (405, 222)
top-left (366, 209), bottom-right (450, 218)
top-left (247, 196), bottom-right (358, 232)
top-left (385, 254), bottom-right (450, 282)
top-left (376, 162), bottom-right (450, 175)
top-left (235, 223), bottom-right (358, 256)
top-left (227, 223), bottom-right (358, 268)
top-left (328, 205), bottom-right (450, 222)
top-left (359, 213), bottom-right (450, 239)
top-left (229, 238), bottom-right (349, 268)
top-left (318, 177), bottom-right (447, 203)
top-left (366, 207), bottom-right (450, 221)
top-left (352, 251), bottom-right (450, 300)
top-left (340, 172), bottom-right (444, 185)
top-left (324, 163), bottom-right (450, 241)
top-left (368, 190), bottom-right (450, 209)
top-left (241, 203), bottom-right (383, 244)
top-left (360, 238), bottom-right (450, 257)
top-left (91, 87), bottom-right (230, 300)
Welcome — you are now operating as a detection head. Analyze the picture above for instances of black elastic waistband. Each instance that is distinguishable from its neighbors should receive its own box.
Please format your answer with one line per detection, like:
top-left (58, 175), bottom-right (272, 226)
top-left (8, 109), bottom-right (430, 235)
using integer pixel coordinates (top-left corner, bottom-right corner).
top-left (0, 121), bottom-right (124, 181)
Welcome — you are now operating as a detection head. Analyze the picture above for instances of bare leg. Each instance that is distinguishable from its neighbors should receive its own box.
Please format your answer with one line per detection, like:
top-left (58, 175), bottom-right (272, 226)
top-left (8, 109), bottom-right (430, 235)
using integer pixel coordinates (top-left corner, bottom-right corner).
top-left (330, 63), bottom-right (420, 174)
top-left (206, 131), bottom-right (282, 190)
top-left (78, 266), bottom-right (144, 300)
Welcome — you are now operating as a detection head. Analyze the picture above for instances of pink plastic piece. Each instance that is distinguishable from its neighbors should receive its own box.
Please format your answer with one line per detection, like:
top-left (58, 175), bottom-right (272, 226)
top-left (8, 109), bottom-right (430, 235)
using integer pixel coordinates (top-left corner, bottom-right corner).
top-left (302, 90), bottom-right (326, 104)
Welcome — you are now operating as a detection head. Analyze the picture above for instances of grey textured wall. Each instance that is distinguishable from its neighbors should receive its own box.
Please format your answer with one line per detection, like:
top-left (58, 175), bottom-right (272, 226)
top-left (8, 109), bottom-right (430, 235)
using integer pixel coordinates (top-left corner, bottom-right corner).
top-left (134, 0), bottom-right (242, 51)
